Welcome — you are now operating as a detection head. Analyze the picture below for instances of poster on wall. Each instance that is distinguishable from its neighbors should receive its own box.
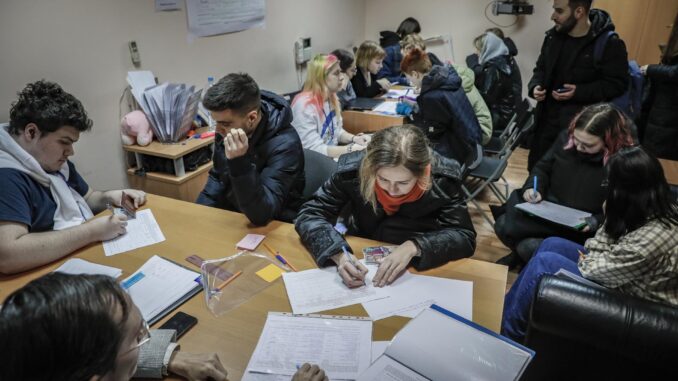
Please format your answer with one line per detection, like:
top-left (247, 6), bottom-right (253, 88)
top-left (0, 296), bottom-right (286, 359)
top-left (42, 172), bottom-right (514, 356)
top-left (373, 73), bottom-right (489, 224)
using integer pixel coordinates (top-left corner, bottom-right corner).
top-left (185, 0), bottom-right (265, 38)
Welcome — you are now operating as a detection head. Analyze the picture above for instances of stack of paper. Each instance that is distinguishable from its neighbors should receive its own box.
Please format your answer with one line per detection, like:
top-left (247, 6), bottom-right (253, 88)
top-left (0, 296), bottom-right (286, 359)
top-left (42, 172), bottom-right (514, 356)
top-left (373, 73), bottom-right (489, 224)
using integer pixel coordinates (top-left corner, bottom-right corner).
top-left (54, 258), bottom-right (122, 278)
top-left (242, 313), bottom-right (372, 381)
top-left (127, 70), bottom-right (202, 143)
top-left (122, 255), bottom-right (201, 324)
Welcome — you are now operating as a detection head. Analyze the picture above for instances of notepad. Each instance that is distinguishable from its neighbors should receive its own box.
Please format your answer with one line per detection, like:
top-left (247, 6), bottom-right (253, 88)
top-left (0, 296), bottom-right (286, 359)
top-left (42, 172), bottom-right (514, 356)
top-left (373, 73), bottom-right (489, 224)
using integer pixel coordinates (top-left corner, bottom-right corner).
top-left (103, 209), bottom-right (165, 256)
top-left (357, 305), bottom-right (534, 381)
top-left (256, 264), bottom-right (284, 282)
top-left (516, 200), bottom-right (592, 230)
top-left (242, 312), bottom-right (372, 380)
top-left (54, 258), bottom-right (122, 278)
top-left (122, 255), bottom-right (201, 325)
top-left (236, 234), bottom-right (266, 251)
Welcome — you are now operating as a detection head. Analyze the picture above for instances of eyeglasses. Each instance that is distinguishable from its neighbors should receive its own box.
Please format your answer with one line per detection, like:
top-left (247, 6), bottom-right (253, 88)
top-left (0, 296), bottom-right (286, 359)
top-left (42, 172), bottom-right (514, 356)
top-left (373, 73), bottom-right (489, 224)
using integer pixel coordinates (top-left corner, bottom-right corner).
top-left (121, 319), bottom-right (151, 355)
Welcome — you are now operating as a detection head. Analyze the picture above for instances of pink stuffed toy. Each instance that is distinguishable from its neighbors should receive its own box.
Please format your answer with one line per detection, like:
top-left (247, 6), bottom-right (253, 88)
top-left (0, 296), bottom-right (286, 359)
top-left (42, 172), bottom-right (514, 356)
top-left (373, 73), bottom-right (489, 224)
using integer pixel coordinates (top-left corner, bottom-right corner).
top-left (121, 110), bottom-right (153, 146)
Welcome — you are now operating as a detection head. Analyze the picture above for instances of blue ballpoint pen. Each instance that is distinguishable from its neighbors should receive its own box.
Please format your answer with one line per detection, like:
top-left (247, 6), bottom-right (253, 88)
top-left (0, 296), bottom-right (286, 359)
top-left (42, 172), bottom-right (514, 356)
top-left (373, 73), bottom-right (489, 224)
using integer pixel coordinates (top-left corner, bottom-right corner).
top-left (533, 176), bottom-right (538, 199)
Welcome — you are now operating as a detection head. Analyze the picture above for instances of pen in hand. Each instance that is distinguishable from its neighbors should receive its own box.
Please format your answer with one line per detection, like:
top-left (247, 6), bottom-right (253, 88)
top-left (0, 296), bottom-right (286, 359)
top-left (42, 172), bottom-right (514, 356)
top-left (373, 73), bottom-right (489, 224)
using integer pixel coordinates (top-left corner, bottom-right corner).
top-left (533, 175), bottom-right (538, 199)
top-left (342, 246), bottom-right (366, 286)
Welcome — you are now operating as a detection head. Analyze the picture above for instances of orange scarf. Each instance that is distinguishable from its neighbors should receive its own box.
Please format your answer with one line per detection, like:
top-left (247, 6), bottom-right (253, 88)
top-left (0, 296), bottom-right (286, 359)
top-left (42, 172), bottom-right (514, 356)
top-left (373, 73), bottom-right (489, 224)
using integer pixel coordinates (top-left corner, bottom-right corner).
top-left (374, 165), bottom-right (431, 215)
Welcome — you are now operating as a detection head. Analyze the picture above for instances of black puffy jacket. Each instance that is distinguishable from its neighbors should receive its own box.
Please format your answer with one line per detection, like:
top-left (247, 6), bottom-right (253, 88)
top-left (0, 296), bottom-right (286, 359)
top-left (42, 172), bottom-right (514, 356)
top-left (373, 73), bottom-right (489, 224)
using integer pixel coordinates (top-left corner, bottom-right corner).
top-left (196, 91), bottom-right (305, 225)
top-left (528, 9), bottom-right (629, 131)
top-left (414, 65), bottom-right (483, 167)
top-left (476, 55), bottom-right (517, 131)
top-left (641, 57), bottom-right (678, 160)
top-left (294, 151), bottom-right (476, 270)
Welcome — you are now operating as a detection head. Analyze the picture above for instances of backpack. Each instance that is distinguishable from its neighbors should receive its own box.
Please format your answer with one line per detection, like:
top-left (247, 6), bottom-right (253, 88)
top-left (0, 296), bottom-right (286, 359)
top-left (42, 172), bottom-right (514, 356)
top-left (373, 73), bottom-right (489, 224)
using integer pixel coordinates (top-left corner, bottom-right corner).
top-left (593, 31), bottom-right (644, 120)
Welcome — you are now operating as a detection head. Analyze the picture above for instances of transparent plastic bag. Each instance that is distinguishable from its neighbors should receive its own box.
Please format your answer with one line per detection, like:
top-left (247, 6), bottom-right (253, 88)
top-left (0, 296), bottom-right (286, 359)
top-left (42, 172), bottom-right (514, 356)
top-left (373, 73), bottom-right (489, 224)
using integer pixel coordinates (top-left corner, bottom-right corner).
top-left (201, 251), bottom-right (289, 316)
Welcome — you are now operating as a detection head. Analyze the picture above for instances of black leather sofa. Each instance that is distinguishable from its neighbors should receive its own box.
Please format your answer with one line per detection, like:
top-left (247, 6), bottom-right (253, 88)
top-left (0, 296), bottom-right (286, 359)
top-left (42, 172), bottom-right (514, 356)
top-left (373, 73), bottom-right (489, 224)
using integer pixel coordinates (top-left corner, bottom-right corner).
top-left (520, 275), bottom-right (678, 380)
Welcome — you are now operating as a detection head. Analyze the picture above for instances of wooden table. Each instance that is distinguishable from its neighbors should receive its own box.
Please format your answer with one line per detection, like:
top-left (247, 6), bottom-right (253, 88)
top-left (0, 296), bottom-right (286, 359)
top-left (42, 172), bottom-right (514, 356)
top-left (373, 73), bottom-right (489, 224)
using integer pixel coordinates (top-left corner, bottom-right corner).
top-left (0, 194), bottom-right (507, 380)
top-left (659, 158), bottom-right (678, 185)
top-left (342, 110), bottom-right (406, 135)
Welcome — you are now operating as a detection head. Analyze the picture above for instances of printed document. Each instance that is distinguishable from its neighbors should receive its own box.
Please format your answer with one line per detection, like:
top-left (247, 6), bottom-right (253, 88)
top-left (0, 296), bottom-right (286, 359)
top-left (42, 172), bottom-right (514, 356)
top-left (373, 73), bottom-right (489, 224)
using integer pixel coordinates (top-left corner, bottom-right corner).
top-left (186, 0), bottom-right (265, 37)
top-left (103, 209), bottom-right (165, 256)
top-left (54, 258), bottom-right (122, 278)
top-left (282, 266), bottom-right (389, 314)
top-left (361, 267), bottom-right (473, 321)
top-left (243, 313), bottom-right (372, 380)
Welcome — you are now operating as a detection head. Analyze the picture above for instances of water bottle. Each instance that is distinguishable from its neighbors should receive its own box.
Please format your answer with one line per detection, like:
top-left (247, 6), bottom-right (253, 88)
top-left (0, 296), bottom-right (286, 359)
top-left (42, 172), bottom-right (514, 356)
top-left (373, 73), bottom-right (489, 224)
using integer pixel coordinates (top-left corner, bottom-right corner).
top-left (204, 76), bottom-right (215, 131)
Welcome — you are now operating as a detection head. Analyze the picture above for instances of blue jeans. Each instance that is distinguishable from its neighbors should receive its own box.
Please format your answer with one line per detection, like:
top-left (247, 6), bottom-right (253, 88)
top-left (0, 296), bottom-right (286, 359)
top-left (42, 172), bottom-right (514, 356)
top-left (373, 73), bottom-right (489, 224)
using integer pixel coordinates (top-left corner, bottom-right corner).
top-left (501, 237), bottom-right (585, 342)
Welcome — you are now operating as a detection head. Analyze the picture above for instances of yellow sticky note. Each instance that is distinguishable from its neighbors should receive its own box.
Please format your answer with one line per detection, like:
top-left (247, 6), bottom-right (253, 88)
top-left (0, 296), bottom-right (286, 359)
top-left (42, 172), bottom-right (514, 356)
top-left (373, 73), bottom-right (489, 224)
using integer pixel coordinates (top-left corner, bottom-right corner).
top-left (256, 264), bottom-right (284, 282)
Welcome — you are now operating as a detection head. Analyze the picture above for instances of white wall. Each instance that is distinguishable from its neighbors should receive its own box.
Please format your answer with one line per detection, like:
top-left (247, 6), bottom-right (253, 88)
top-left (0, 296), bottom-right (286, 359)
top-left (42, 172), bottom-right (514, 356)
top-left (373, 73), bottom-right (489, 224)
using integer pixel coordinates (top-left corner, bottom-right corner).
top-left (0, 0), bottom-right (366, 190)
top-left (0, 0), bottom-right (558, 191)
top-left (364, 0), bottom-right (555, 97)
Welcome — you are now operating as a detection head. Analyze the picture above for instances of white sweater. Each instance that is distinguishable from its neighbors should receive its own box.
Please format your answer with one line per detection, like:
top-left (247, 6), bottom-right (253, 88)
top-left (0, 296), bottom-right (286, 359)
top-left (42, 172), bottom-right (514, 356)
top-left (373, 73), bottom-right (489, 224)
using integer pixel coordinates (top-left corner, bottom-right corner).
top-left (291, 93), bottom-right (344, 156)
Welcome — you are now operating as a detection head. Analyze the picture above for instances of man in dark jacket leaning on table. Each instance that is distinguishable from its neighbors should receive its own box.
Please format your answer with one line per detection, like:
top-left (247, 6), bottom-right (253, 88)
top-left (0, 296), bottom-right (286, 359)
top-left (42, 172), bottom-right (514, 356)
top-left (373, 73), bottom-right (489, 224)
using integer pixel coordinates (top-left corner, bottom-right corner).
top-left (196, 73), bottom-right (305, 225)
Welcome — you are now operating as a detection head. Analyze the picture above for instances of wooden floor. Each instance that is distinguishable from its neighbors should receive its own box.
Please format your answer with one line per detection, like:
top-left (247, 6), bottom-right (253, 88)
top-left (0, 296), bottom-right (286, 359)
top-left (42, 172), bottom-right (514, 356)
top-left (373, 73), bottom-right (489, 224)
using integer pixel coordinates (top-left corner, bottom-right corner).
top-left (466, 147), bottom-right (530, 290)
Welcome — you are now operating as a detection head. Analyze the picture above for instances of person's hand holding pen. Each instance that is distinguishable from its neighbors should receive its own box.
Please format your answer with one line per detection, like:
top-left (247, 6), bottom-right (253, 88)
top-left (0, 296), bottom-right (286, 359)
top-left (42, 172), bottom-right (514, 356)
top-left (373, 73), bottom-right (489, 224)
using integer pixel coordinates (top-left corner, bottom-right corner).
top-left (523, 175), bottom-right (542, 203)
top-left (522, 188), bottom-right (542, 203)
top-left (331, 246), bottom-right (368, 288)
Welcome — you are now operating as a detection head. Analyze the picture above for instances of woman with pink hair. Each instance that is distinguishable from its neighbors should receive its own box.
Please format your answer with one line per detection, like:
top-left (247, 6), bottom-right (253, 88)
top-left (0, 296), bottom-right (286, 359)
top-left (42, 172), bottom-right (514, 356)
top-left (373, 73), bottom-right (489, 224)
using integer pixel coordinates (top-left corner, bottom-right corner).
top-left (292, 54), bottom-right (370, 158)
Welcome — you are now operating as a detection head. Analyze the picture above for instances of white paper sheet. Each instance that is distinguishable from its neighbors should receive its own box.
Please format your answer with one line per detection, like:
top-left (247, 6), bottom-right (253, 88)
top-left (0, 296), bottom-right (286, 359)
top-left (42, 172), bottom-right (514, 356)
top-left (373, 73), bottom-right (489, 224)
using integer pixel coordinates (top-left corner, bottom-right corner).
top-left (372, 101), bottom-right (399, 115)
top-left (282, 266), bottom-right (389, 314)
top-left (361, 266), bottom-right (473, 321)
top-left (123, 255), bottom-right (200, 322)
top-left (357, 355), bottom-right (428, 381)
top-left (244, 313), bottom-right (372, 380)
top-left (372, 341), bottom-right (390, 363)
top-left (103, 209), bottom-right (165, 256)
top-left (127, 71), bottom-right (156, 106)
top-left (381, 88), bottom-right (417, 99)
top-left (54, 258), bottom-right (122, 278)
top-left (516, 200), bottom-right (591, 229)
top-left (186, 0), bottom-right (265, 38)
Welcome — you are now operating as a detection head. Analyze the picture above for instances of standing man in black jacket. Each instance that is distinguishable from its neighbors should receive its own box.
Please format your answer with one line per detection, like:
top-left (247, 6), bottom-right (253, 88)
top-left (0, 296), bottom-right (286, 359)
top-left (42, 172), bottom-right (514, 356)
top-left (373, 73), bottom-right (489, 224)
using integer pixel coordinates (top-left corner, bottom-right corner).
top-left (527, 0), bottom-right (629, 170)
top-left (196, 73), bottom-right (305, 225)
